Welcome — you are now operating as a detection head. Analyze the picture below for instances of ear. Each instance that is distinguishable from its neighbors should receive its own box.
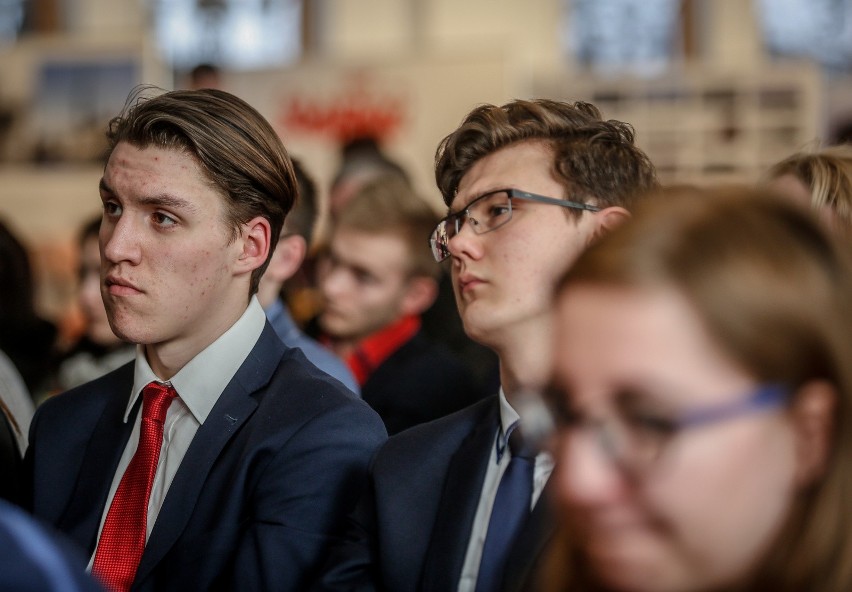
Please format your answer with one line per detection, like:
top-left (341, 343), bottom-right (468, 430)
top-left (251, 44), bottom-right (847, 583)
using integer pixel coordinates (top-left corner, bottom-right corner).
top-left (790, 379), bottom-right (836, 487)
top-left (590, 206), bottom-right (631, 244)
top-left (400, 276), bottom-right (439, 317)
top-left (235, 216), bottom-right (272, 275)
top-left (266, 234), bottom-right (307, 283)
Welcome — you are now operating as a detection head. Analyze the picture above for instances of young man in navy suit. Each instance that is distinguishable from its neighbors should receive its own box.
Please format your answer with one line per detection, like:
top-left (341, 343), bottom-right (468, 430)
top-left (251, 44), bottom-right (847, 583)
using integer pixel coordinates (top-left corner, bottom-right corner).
top-left (24, 88), bottom-right (387, 591)
top-left (315, 99), bottom-right (657, 591)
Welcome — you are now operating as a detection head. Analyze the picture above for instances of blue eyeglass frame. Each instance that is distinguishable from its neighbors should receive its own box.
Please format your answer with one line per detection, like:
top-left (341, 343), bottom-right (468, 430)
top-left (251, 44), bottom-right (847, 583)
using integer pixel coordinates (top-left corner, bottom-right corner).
top-left (585, 383), bottom-right (791, 476)
top-left (676, 383), bottom-right (790, 428)
top-left (428, 188), bottom-right (601, 262)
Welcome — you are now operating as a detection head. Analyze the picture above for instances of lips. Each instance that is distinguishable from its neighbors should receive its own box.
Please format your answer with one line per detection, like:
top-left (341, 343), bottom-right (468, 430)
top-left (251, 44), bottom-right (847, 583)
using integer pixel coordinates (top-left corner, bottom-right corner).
top-left (456, 272), bottom-right (485, 293)
top-left (105, 274), bottom-right (142, 295)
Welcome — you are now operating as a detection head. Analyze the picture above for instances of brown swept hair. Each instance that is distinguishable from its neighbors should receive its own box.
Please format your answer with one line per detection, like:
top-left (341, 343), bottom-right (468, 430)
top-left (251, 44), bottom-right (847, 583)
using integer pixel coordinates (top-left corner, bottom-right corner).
top-left (540, 186), bottom-right (852, 592)
top-left (434, 99), bottom-right (657, 212)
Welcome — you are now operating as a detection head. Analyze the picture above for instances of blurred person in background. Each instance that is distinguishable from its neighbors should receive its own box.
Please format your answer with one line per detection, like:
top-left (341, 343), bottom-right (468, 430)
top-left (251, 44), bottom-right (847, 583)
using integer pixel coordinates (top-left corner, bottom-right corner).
top-left (766, 144), bottom-right (852, 237)
top-left (54, 216), bottom-right (134, 393)
top-left (0, 218), bottom-right (58, 401)
top-left (257, 158), bottom-right (359, 394)
top-left (328, 136), bottom-right (410, 220)
top-left (0, 346), bottom-right (33, 504)
top-left (316, 174), bottom-right (484, 434)
top-left (542, 187), bottom-right (852, 592)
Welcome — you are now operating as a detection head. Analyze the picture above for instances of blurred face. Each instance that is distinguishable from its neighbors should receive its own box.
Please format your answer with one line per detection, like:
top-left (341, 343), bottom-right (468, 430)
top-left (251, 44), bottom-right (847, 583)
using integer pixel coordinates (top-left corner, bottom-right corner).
top-left (79, 234), bottom-right (121, 346)
top-left (99, 143), bottom-right (248, 357)
top-left (447, 140), bottom-right (599, 348)
top-left (550, 284), bottom-right (800, 592)
top-left (318, 228), bottom-right (415, 343)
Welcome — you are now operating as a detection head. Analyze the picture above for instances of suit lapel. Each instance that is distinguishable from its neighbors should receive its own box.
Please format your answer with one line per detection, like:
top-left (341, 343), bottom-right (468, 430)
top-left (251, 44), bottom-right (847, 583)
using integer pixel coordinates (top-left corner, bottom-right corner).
top-left (59, 365), bottom-right (138, 554)
top-left (420, 402), bottom-right (499, 592)
top-left (133, 325), bottom-right (285, 585)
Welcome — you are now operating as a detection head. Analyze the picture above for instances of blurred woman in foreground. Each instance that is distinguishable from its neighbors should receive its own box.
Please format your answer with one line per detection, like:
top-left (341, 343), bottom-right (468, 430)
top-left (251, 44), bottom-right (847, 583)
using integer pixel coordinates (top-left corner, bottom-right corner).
top-left (542, 187), bottom-right (852, 591)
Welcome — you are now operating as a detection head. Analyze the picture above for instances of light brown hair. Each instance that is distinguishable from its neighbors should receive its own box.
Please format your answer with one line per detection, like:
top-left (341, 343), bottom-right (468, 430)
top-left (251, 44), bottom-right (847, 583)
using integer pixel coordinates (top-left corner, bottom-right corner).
top-left (333, 175), bottom-right (440, 280)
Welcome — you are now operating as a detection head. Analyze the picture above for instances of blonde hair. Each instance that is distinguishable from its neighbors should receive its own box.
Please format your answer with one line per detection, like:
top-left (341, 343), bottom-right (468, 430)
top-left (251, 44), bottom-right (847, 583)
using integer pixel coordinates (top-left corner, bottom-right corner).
top-left (542, 185), bottom-right (852, 591)
top-left (767, 144), bottom-right (852, 234)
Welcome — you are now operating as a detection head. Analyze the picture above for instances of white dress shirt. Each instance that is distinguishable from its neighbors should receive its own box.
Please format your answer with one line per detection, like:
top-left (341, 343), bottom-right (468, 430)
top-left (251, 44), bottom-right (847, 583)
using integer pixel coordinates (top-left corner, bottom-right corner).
top-left (456, 387), bottom-right (554, 592)
top-left (88, 297), bottom-right (266, 566)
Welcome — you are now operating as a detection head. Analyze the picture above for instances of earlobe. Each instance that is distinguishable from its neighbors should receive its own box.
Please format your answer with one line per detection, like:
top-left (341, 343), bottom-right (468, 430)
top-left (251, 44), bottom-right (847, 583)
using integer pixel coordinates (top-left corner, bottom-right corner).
top-left (236, 216), bottom-right (272, 274)
top-left (791, 379), bottom-right (836, 487)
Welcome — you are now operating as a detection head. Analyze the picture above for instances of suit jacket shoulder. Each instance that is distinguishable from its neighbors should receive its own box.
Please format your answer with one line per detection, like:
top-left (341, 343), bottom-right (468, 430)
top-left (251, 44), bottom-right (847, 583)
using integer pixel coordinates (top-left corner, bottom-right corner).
top-left (362, 331), bottom-right (489, 435)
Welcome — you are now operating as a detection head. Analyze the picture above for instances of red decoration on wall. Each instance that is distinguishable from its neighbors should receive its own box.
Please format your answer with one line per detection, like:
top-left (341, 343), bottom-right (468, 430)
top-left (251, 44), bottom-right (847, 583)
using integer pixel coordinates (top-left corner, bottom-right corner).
top-left (279, 91), bottom-right (406, 143)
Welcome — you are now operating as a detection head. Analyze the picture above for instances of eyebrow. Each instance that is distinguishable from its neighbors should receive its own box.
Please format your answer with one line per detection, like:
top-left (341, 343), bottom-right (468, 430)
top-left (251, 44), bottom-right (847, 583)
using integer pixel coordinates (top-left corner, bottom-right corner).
top-left (99, 178), bottom-right (200, 214)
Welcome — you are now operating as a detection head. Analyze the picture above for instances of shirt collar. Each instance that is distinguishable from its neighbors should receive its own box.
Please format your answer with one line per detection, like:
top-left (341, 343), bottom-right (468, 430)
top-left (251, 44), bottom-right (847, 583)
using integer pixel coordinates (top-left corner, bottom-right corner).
top-left (338, 315), bottom-right (421, 386)
top-left (125, 296), bottom-right (267, 424)
top-left (495, 387), bottom-right (521, 463)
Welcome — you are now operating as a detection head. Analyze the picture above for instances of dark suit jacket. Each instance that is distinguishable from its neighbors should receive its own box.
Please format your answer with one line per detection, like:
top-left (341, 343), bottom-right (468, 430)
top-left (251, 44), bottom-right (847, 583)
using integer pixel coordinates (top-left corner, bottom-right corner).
top-left (314, 396), bottom-right (555, 592)
top-left (362, 330), bottom-right (487, 436)
top-left (25, 323), bottom-right (387, 592)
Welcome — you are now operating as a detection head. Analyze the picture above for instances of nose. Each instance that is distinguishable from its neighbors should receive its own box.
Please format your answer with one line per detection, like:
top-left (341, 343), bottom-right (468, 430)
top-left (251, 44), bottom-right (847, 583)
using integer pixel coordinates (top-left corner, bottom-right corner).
top-left (552, 429), bottom-right (627, 512)
top-left (446, 213), bottom-right (484, 261)
top-left (319, 262), bottom-right (350, 302)
top-left (101, 214), bottom-right (142, 266)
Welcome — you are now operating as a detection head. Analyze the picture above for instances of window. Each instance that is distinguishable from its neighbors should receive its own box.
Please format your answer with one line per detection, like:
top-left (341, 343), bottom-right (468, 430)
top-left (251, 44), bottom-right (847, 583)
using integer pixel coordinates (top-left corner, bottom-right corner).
top-left (565, 0), bottom-right (682, 77)
top-left (151, 0), bottom-right (303, 71)
top-left (755, 0), bottom-right (852, 74)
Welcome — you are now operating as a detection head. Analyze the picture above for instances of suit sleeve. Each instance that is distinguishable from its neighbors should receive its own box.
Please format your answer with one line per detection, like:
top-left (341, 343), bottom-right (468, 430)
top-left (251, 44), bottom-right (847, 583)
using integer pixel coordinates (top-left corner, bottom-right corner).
top-left (309, 461), bottom-right (381, 592)
top-left (230, 399), bottom-right (386, 592)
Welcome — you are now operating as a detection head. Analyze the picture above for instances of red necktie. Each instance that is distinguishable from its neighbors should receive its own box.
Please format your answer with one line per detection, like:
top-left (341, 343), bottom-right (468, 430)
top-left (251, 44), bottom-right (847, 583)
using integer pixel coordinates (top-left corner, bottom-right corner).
top-left (92, 382), bottom-right (176, 592)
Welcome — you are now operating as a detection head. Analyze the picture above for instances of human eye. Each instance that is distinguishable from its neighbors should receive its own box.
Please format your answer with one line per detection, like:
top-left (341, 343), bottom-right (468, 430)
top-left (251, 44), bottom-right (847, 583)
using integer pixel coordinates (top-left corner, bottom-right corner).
top-left (623, 410), bottom-right (678, 439)
top-left (353, 268), bottom-right (379, 286)
top-left (152, 211), bottom-right (178, 227)
top-left (544, 385), bottom-right (583, 429)
top-left (618, 393), bottom-right (680, 441)
top-left (478, 192), bottom-right (511, 226)
top-left (102, 200), bottom-right (122, 218)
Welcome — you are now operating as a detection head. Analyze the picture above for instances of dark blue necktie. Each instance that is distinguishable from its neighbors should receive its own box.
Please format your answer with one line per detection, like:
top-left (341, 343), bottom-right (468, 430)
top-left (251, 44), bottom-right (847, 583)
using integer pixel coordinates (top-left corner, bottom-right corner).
top-left (475, 424), bottom-right (535, 592)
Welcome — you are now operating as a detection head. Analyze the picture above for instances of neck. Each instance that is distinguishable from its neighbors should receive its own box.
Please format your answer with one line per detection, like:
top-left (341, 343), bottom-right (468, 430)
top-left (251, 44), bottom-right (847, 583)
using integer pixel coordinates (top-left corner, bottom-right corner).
top-left (145, 295), bottom-right (251, 380)
top-left (492, 314), bottom-right (553, 405)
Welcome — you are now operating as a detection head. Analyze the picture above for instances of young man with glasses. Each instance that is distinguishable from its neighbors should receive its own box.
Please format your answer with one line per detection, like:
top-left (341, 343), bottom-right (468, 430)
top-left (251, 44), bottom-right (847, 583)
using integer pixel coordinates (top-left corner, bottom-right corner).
top-left (314, 99), bottom-right (657, 592)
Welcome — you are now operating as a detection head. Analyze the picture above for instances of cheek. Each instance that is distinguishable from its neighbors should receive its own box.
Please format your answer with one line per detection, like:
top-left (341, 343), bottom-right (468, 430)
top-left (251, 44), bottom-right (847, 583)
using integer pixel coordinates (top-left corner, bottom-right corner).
top-left (643, 423), bottom-right (798, 580)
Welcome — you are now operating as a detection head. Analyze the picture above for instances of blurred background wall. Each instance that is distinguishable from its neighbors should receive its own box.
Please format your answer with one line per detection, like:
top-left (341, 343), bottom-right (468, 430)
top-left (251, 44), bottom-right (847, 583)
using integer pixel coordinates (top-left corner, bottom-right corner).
top-left (0, 0), bottom-right (850, 322)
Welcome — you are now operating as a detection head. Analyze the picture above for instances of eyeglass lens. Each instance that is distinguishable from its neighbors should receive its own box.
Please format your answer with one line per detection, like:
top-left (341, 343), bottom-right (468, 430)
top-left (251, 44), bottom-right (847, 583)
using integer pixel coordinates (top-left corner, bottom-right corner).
top-left (429, 190), bottom-right (513, 262)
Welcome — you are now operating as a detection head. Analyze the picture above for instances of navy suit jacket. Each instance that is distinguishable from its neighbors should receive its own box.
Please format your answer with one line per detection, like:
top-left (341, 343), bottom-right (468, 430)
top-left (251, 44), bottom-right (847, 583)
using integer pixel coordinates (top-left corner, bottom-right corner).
top-left (314, 396), bottom-right (555, 592)
top-left (25, 323), bottom-right (387, 591)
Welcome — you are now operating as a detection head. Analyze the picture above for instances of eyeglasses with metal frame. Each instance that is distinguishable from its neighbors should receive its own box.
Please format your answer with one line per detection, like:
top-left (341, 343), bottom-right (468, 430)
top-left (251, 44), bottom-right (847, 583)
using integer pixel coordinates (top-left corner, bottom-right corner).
top-left (428, 188), bottom-right (601, 263)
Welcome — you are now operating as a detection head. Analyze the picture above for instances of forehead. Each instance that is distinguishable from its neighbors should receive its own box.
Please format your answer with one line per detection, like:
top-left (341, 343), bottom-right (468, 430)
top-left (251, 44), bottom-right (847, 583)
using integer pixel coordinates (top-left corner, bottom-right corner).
top-left (553, 285), bottom-right (752, 407)
top-left (330, 227), bottom-right (413, 274)
top-left (103, 143), bottom-right (220, 204)
top-left (453, 140), bottom-right (559, 210)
